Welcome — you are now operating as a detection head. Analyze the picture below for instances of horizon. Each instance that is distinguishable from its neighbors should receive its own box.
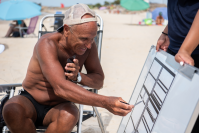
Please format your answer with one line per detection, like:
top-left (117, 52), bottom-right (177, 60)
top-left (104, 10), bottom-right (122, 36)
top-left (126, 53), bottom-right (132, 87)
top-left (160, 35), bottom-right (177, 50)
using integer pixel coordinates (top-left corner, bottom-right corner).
top-left (27, 0), bottom-right (167, 7)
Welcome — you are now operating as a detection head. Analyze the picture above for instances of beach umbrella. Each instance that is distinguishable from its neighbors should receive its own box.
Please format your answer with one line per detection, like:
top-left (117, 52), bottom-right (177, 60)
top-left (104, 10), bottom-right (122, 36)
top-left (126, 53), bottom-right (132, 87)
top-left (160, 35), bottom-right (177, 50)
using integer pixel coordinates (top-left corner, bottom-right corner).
top-left (0, 0), bottom-right (41, 20)
top-left (120, 0), bottom-right (149, 11)
top-left (152, 7), bottom-right (168, 20)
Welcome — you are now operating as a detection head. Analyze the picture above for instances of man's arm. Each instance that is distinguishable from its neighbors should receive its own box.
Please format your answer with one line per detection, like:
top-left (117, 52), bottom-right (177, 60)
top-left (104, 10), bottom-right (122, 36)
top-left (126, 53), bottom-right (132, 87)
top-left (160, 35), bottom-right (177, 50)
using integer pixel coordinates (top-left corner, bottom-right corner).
top-left (36, 38), bottom-right (133, 116)
top-left (175, 10), bottom-right (199, 66)
top-left (64, 42), bottom-right (104, 90)
top-left (79, 42), bottom-right (104, 89)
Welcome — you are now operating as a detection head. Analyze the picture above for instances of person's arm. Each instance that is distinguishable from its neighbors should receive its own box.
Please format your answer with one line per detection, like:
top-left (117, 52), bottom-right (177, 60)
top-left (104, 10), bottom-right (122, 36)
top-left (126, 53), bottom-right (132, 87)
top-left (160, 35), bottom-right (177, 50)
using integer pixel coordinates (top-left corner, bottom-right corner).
top-left (64, 42), bottom-right (104, 90)
top-left (80, 42), bottom-right (104, 89)
top-left (156, 24), bottom-right (170, 51)
top-left (175, 10), bottom-right (199, 66)
top-left (36, 38), bottom-right (133, 116)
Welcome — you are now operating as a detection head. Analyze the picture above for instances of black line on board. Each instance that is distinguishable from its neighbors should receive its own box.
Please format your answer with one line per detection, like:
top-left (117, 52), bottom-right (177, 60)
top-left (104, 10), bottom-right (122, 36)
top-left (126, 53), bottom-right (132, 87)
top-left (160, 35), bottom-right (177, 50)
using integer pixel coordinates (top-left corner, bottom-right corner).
top-left (158, 79), bottom-right (168, 90)
top-left (147, 107), bottom-right (155, 123)
top-left (157, 81), bottom-right (167, 93)
top-left (149, 97), bottom-right (159, 114)
top-left (155, 58), bottom-right (175, 77)
top-left (153, 91), bottom-right (162, 104)
top-left (151, 94), bottom-right (161, 110)
top-left (143, 116), bottom-right (150, 133)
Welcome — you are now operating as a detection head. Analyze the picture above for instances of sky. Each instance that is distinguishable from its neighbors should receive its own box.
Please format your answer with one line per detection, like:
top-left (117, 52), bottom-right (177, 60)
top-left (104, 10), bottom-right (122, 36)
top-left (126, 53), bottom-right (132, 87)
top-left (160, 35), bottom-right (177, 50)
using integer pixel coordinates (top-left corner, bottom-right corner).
top-left (27, 0), bottom-right (167, 7)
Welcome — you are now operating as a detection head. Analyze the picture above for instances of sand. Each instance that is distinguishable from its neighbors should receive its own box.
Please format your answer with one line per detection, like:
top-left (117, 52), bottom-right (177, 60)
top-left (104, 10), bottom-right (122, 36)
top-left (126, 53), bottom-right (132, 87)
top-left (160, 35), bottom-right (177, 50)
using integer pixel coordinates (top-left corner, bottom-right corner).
top-left (0, 9), bottom-right (165, 133)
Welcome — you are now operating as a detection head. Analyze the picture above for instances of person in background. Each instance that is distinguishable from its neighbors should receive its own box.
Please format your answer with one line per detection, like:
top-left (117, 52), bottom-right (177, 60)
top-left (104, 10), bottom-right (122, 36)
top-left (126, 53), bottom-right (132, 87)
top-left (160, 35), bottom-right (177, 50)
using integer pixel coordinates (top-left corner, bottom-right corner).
top-left (156, 0), bottom-right (199, 132)
top-left (5, 20), bottom-right (27, 37)
top-left (155, 12), bottom-right (164, 25)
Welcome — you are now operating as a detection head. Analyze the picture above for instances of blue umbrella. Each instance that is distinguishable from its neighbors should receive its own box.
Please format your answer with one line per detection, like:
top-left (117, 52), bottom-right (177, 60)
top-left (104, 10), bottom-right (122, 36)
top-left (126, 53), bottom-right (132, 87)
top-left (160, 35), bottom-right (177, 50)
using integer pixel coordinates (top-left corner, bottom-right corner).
top-left (151, 7), bottom-right (168, 20)
top-left (0, 0), bottom-right (41, 20)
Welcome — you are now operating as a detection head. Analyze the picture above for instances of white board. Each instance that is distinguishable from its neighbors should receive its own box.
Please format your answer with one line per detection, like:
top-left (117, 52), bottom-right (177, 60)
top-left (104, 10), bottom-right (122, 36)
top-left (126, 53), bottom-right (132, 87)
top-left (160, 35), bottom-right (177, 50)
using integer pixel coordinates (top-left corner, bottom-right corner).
top-left (118, 46), bottom-right (199, 133)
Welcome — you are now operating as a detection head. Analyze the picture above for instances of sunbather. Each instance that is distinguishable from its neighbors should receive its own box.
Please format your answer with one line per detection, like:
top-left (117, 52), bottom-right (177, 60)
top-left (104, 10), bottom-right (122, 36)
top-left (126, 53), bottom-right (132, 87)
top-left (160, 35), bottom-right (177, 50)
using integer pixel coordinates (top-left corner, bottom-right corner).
top-left (3, 3), bottom-right (133, 133)
top-left (155, 12), bottom-right (164, 25)
top-left (5, 20), bottom-right (27, 37)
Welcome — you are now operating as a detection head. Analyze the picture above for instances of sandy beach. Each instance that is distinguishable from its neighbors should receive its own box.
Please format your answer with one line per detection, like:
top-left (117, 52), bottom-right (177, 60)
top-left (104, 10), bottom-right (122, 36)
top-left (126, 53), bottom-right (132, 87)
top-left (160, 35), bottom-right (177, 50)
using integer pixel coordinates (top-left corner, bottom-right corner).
top-left (0, 9), bottom-right (165, 133)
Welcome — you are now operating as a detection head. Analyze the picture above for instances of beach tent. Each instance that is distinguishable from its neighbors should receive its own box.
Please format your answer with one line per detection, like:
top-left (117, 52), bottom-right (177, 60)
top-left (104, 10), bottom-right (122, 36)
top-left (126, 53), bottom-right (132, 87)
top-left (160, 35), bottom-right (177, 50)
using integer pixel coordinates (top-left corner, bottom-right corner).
top-left (120, 0), bottom-right (149, 11)
top-left (152, 7), bottom-right (168, 20)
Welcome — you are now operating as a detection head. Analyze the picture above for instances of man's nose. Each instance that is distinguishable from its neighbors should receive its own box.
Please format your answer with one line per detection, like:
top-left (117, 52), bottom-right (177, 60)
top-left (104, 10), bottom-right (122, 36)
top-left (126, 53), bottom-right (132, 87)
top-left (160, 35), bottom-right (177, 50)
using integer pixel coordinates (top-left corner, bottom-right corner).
top-left (85, 42), bottom-right (92, 49)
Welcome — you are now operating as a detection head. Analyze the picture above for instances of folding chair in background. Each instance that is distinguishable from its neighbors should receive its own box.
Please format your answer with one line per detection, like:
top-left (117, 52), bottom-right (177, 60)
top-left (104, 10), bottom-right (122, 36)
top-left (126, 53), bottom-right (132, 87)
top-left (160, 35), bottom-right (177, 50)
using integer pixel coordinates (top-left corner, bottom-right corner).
top-left (53, 11), bottom-right (64, 31)
top-left (15, 16), bottom-right (39, 37)
top-left (0, 14), bottom-right (105, 133)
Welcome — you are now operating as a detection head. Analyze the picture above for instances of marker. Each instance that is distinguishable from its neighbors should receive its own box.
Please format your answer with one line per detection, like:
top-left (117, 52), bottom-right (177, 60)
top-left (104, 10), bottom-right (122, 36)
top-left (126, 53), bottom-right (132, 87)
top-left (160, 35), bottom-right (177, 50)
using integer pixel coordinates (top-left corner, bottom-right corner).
top-left (134, 101), bottom-right (142, 106)
top-left (120, 101), bottom-right (142, 107)
top-left (120, 101), bottom-right (129, 105)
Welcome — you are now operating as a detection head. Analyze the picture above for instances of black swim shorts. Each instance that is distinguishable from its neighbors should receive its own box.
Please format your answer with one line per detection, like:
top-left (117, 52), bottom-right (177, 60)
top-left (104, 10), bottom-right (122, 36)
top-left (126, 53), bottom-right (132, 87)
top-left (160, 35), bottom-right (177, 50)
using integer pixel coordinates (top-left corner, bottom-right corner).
top-left (20, 90), bottom-right (55, 126)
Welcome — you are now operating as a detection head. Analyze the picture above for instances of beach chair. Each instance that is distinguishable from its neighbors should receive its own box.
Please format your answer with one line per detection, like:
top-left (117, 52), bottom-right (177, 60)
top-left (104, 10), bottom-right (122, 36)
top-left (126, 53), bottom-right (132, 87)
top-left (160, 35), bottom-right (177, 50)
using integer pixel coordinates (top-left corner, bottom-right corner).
top-left (53, 11), bottom-right (64, 31)
top-left (0, 14), bottom-right (105, 133)
top-left (15, 16), bottom-right (39, 37)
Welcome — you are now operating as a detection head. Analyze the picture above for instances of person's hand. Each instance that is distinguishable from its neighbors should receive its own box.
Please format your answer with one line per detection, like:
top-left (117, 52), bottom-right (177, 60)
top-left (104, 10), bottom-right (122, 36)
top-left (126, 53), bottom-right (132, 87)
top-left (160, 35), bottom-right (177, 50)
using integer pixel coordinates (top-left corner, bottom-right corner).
top-left (65, 59), bottom-right (80, 81)
top-left (175, 50), bottom-right (194, 66)
top-left (102, 96), bottom-right (134, 116)
top-left (156, 33), bottom-right (170, 52)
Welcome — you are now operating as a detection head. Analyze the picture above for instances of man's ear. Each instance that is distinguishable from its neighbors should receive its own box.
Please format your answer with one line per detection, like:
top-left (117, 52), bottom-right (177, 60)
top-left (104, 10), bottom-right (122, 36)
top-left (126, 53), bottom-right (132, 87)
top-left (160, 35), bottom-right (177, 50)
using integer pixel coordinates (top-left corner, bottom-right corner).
top-left (63, 24), bottom-right (70, 37)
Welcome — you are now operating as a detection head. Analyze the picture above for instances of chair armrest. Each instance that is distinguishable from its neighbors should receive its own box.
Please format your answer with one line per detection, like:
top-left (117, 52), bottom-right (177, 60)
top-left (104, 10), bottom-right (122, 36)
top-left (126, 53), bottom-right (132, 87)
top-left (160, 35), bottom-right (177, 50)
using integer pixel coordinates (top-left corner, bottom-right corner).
top-left (0, 83), bottom-right (22, 87)
top-left (0, 83), bottom-right (22, 92)
top-left (79, 85), bottom-right (98, 94)
top-left (14, 27), bottom-right (28, 30)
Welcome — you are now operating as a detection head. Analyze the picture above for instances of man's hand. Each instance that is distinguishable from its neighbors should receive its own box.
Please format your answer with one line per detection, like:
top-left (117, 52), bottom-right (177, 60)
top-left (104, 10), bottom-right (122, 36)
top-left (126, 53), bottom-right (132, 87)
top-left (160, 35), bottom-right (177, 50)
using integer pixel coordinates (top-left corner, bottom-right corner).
top-left (175, 50), bottom-right (194, 66)
top-left (156, 33), bottom-right (170, 52)
top-left (65, 59), bottom-right (80, 81)
top-left (103, 97), bottom-right (134, 116)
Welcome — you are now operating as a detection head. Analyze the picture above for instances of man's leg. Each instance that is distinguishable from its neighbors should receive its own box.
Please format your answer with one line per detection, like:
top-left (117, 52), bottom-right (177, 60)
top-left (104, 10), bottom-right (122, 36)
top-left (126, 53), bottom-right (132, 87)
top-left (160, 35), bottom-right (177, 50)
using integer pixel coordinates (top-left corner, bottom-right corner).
top-left (2, 95), bottom-right (37, 133)
top-left (43, 102), bottom-right (79, 133)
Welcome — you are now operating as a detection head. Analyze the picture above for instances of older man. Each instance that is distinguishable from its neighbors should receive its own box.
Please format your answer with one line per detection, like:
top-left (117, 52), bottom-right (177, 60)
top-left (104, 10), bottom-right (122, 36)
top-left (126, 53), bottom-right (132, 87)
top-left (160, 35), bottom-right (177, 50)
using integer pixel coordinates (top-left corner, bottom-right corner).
top-left (3, 3), bottom-right (133, 133)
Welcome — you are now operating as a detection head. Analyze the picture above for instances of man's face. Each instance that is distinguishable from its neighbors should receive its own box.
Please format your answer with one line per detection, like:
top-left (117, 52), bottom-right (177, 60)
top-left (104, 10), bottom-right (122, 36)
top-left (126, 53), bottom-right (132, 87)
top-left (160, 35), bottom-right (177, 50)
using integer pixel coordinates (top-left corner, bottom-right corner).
top-left (66, 20), bottom-right (97, 55)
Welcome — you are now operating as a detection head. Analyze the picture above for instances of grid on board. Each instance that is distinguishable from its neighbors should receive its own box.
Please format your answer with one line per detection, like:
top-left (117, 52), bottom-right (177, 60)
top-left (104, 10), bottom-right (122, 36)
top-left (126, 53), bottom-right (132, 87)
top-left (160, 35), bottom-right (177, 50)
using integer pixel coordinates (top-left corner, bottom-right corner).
top-left (124, 58), bottom-right (175, 133)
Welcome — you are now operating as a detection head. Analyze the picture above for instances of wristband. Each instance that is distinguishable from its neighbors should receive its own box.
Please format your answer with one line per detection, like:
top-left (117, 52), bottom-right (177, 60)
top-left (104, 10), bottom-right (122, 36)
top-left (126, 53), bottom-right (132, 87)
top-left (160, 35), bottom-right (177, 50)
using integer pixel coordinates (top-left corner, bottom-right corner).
top-left (162, 32), bottom-right (168, 36)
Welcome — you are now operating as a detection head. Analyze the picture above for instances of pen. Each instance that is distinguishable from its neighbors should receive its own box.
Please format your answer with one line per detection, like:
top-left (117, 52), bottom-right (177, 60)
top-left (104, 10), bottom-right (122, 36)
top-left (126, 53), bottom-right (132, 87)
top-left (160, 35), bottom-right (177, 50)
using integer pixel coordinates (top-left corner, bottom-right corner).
top-left (120, 101), bottom-right (142, 107)
top-left (120, 101), bottom-right (129, 105)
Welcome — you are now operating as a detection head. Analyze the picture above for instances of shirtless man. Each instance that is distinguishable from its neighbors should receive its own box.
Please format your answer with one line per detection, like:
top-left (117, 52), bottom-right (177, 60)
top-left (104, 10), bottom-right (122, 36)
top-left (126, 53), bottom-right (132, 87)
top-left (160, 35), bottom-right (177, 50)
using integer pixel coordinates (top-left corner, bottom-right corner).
top-left (2, 4), bottom-right (133, 133)
top-left (156, 12), bottom-right (164, 25)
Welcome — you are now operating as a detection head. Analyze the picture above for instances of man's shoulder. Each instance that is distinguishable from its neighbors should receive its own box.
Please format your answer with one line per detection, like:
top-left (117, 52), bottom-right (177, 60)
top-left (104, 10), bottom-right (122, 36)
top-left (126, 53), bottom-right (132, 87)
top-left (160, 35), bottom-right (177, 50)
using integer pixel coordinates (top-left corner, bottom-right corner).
top-left (37, 33), bottom-right (58, 49)
top-left (34, 33), bottom-right (60, 58)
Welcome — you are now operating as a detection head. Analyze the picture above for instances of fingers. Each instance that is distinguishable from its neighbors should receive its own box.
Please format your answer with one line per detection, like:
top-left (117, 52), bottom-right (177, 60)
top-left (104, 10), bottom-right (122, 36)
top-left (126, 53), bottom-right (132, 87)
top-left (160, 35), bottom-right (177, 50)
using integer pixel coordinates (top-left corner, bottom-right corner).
top-left (112, 107), bottom-right (133, 116)
top-left (118, 97), bottom-right (134, 109)
top-left (175, 53), bottom-right (194, 66)
top-left (156, 41), bottom-right (161, 51)
top-left (65, 59), bottom-right (80, 73)
top-left (65, 59), bottom-right (80, 80)
top-left (65, 67), bottom-right (76, 72)
top-left (118, 101), bottom-right (134, 110)
top-left (73, 59), bottom-right (79, 66)
top-left (156, 35), bottom-right (170, 52)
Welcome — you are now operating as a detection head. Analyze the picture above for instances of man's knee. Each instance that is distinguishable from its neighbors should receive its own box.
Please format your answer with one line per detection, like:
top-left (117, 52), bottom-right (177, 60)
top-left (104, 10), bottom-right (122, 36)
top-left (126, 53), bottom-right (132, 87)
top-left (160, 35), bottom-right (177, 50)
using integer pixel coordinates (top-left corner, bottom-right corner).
top-left (58, 103), bottom-right (79, 124)
top-left (3, 99), bottom-right (25, 123)
top-left (3, 96), bottom-right (36, 124)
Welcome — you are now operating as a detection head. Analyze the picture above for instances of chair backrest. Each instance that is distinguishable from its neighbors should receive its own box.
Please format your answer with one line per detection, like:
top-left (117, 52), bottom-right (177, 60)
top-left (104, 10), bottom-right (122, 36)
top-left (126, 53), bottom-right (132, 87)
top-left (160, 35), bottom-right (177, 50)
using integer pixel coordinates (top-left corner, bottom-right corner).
top-left (26, 16), bottom-right (39, 34)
